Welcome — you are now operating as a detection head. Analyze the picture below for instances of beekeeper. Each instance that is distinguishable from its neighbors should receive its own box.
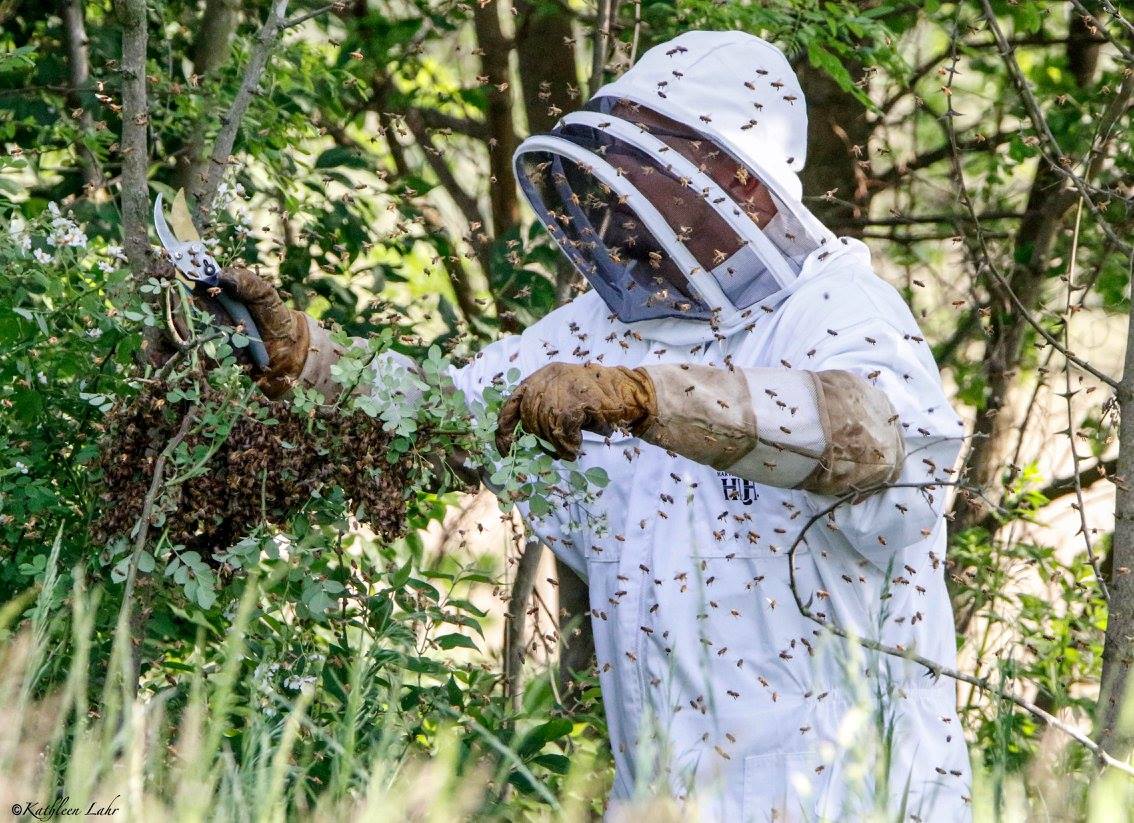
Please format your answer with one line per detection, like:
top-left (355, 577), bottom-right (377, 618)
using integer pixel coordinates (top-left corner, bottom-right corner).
top-left (222, 31), bottom-right (972, 821)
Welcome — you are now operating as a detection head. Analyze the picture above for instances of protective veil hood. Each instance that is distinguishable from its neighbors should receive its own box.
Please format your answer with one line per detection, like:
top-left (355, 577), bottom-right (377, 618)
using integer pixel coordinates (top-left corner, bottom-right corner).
top-left (514, 31), bottom-right (836, 344)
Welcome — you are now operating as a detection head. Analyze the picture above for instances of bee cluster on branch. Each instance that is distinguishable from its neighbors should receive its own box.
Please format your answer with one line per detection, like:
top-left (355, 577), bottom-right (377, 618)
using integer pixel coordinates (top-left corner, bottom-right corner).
top-left (93, 377), bottom-right (415, 563)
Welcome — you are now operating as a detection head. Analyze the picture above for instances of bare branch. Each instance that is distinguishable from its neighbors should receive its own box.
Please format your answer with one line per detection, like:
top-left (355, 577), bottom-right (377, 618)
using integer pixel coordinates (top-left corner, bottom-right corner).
top-left (174, 0), bottom-right (242, 192)
top-left (378, 113), bottom-right (488, 331)
top-left (938, 37), bottom-right (1119, 392)
top-left (1060, 199), bottom-right (1111, 602)
top-left (194, 0), bottom-right (291, 219)
top-left (283, 2), bottom-right (342, 29)
top-left (412, 107), bottom-right (488, 140)
top-left (785, 481), bottom-right (1134, 778)
top-left (403, 112), bottom-right (488, 235)
top-left (1067, 0), bottom-right (1134, 63)
top-left (978, 0), bottom-right (1133, 257)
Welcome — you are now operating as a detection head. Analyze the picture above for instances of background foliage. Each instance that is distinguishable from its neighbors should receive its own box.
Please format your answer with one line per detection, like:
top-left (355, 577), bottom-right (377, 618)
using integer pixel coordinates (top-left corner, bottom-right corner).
top-left (0, 0), bottom-right (1132, 819)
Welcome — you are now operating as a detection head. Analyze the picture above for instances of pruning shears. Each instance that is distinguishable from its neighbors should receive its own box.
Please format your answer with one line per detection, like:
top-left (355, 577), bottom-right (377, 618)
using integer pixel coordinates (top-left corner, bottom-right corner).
top-left (153, 191), bottom-right (271, 369)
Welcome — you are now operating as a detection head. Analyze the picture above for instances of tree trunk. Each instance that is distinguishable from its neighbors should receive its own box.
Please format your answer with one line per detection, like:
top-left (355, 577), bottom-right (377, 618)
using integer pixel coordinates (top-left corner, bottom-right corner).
top-left (472, 2), bottom-right (519, 235)
top-left (514, 0), bottom-right (579, 135)
top-left (61, 0), bottom-right (102, 194)
top-left (1098, 294), bottom-right (1134, 758)
top-left (514, 2), bottom-right (596, 697)
top-left (114, 0), bottom-right (150, 280)
top-left (554, 558), bottom-right (593, 708)
top-left (796, 61), bottom-right (870, 235)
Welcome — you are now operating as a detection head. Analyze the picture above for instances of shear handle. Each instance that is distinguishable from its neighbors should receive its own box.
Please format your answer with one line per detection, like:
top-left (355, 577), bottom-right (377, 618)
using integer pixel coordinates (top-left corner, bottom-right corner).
top-left (214, 290), bottom-right (271, 370)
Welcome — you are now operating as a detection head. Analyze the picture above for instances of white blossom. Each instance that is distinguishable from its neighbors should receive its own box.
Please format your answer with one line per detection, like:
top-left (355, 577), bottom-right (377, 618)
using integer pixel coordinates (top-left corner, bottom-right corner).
top-left (283, 674), bottom-right (317, 692)
top-left (33, 248), bottom-right (53, 264)
top-left (8, 217), bottom-right (32, 254)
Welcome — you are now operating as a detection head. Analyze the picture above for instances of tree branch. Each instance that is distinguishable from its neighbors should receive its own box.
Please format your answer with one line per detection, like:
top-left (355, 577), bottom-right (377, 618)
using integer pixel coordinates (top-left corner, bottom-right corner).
top-left (174, 0), bottom-right (242, 193)
top-left (785, 481), bottom-right (1134, 778)
top-left (979, 0), bottom-right (1132, 257)
top-left (412, 107), bottom-right (488, 140)
top-left (193, 0), bottom-right (291, 219)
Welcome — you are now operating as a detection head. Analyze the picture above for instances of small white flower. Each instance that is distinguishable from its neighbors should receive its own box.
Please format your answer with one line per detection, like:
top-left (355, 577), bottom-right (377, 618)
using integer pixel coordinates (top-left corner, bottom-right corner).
top-left (283, 674), bottom-right (317, 692)
top-left (85, 327), bottom-right (103, 340)
top-left (47, 201), bottom-right (60, 217)
top-left (15, 461), bottom-right (28, 474)
top-left (98, 260), bottom-right (114, 274)
top-left (33, 248), bottom-right (53, 264)
top-left (36, 371), bottom-right (47, 384)
top-left (105, 243), bottom-right (127, 261)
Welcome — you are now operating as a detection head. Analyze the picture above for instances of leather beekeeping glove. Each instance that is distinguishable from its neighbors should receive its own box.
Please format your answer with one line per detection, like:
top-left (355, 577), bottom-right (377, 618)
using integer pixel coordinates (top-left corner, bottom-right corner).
top-left (217, 266), bottom-right (312, 399)
top-left (497, 361), bottom-right (905, 497)
top-left (495, 362), bottom-right (657, 460)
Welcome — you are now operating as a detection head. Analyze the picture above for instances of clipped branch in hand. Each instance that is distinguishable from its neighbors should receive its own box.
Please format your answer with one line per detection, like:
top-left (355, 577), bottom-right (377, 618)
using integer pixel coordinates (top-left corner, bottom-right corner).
top-left (114, 0), bottom-right (150, 279)
top-left (194, 0), bottom-right (291, 219)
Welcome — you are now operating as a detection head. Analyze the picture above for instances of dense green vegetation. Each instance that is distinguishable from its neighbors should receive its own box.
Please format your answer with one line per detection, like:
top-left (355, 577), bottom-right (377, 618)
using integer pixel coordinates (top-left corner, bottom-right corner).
top-left (0, 0), bottom-right (1132, 818)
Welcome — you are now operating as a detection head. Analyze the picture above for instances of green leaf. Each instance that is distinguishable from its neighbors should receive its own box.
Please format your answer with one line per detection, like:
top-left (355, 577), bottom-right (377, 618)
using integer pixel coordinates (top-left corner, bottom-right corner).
top-left (517, 717), bottom-right (573, 758)
top-left (531, 753), bottom-right (571, 774)
top-left (436, 632), bottom-right (478, 651)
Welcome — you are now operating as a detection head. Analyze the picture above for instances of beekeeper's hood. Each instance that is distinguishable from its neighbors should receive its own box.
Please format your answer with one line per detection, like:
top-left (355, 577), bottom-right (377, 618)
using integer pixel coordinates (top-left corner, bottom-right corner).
top-left (514, 31), bottom-right (836, 342)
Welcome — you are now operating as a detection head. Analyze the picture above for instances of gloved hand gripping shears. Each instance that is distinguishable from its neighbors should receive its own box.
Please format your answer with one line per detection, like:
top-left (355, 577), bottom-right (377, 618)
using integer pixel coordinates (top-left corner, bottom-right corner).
top-left (153, 191), bottom-right (271, 369)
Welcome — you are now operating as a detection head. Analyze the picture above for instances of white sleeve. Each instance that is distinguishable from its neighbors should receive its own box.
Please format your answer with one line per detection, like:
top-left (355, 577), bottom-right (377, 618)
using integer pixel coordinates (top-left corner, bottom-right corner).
top-left (801, 318), bottom-right (965, 560)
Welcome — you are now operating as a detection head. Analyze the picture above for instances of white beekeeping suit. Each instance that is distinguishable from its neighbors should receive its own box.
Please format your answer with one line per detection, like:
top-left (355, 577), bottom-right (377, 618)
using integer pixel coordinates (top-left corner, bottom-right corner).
top-left (343, 30), bottom-right (972, 822)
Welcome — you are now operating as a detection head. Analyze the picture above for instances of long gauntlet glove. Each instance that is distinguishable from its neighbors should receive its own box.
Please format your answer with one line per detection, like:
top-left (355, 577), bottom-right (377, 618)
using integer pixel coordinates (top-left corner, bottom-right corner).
top-left (496, 362), bottom-right (905, 496)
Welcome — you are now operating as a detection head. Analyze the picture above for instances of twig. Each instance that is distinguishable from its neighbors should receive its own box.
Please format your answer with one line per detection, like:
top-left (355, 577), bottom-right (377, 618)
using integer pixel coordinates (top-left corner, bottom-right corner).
top-left (1095, 0), bottom-right (1134, 39)
top-left (628, 0), bottom-right (641, 67)
top-left (978, 0), bottom-right (1133, 258)
top-left (939, 29), bottom-right (1120, 391)
top-left (153, 329), bottom-right (229, 382)
top-left (283, 2), bottom-right (340, 28)
top-left (784, 482), bottom-right (1134, 778)
top-left (118, 404), bottom-right (198, 690)
top-left (113, 0), bottom-right (150, 279)
top-left (1060, 198), bottom-right (1110, 602)
top-left (194, 0), bottom-right (291, 219)
top-left (1066, 0), bottom-right (1134, 63)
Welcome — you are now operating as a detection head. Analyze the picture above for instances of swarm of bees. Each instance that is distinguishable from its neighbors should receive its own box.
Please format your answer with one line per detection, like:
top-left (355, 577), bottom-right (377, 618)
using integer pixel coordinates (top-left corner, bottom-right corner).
top-left (92, 377), bottom-right (414, 563)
